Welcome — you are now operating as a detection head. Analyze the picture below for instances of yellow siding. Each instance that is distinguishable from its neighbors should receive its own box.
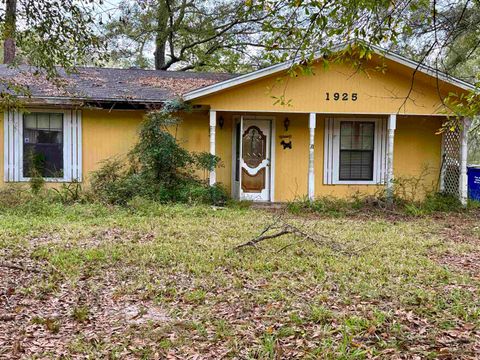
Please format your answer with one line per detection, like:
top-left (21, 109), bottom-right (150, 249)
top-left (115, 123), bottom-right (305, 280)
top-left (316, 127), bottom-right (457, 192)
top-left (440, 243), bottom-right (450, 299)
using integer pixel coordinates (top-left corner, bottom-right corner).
top-left (207, 112), bottom-right (443, 201)
top-left (187, 55), bottom-right (453, 201)
top-left (312, 116), bottom-right (379, 200)
top-left (82, 109), bottom-right (144, 182)
top-left (192, 56), bottom-right (465, 116)
top-left (274, 113), bottom-right (309, 201)
top-left (0, 109), bottom-right (220, 189)
top-left (393, 116), bottom-right (443, 198)
top-left (214, 114), bottom-right (233, 190)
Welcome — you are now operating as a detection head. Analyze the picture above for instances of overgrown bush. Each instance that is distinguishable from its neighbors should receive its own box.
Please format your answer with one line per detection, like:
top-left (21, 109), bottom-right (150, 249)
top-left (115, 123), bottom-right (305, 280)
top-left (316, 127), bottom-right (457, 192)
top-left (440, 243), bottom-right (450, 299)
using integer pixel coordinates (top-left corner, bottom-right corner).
top-left (90, 100), bottom-right (227, 205)
top-left (389, 166), bottom-right (437, 203)
top-left (287, 167), bottom-right (467, 217)
top-left (51, 181), bottom-right (85, 204)
top-left (403, 192), bottom-right (463, 216)
top-left (287, 195), bottom-right (365, 217)
top-left (288, 191), bottom-right (466, 218)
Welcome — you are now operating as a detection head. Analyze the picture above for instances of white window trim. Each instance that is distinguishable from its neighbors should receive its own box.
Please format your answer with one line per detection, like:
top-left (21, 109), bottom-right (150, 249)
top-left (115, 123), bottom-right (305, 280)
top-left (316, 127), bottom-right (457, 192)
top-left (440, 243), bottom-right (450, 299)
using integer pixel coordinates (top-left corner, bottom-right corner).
top-left (4, 108), bottom-right (82, 183)
top-left (324, 117), bottom-right (387, 185)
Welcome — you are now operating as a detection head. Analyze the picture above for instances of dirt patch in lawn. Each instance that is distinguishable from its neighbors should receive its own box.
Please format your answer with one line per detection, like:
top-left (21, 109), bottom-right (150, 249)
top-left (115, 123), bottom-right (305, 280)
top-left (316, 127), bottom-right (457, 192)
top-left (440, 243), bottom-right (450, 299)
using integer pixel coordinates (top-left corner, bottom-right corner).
top-left (0, 266), bottom-right (171, 358)
top-left (431, 211), bottom-right (480, 278)
top-left (436, 251), bottom-right (480, 279)
top-left (28, 227), bottom-right (156, 250)
top-left (435, 211), bottom-right (480, 245)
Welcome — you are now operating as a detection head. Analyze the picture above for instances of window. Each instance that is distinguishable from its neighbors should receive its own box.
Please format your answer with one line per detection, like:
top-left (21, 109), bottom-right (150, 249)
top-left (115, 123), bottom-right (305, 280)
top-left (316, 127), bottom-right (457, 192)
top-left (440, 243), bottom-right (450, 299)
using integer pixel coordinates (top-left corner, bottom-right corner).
top-left (23, 112), bottom-right (64, 178)
top-left (4, 109), bottom-right (82, 182)
top-left (339, 121), bottom-right (374, 181)
top-left (324, 117), bottom-right (387, 185)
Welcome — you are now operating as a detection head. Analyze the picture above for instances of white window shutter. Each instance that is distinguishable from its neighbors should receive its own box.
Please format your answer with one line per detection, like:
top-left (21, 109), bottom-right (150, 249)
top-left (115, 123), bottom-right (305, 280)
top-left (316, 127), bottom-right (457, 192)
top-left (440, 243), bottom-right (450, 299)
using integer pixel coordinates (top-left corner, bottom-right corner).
top-left (64, 110), bottom-right (83, 182)
top-left (323, 117), bottom-right (334, 185)
top-left (4, 110), bottom-right (22, 182)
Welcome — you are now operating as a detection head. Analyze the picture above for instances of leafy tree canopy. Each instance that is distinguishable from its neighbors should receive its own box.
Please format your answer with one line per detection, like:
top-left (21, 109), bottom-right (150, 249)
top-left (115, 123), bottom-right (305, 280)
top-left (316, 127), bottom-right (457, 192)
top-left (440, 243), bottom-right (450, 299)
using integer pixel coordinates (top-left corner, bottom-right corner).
top-left (1, 0), bottom-right (105, 75)
top-left (102, 0), bottom-right (268, 72)
top-left (0, 0), bottom-right (106, 108)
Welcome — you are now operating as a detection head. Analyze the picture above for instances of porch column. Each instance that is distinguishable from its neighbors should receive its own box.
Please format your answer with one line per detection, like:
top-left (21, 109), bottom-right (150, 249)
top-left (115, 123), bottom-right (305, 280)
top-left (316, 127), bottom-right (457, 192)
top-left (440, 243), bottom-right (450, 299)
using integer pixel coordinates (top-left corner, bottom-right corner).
top-left (459, 117), bottom-right (472, 206)
top-left (386, 114), bottom-right (397, 202)
top-left (209, 110), bottom-right (216, 186)
top-left (308, 113), bottom-right (316, 200)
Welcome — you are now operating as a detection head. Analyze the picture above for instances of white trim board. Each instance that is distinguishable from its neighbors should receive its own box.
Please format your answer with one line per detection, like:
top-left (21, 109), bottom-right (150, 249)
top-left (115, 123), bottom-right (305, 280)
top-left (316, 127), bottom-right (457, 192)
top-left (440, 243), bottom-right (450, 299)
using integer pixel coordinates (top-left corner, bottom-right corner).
top-left (184, 42), bottom-right (475, 101)
top-left (201, 109), bottom-right (451, 117)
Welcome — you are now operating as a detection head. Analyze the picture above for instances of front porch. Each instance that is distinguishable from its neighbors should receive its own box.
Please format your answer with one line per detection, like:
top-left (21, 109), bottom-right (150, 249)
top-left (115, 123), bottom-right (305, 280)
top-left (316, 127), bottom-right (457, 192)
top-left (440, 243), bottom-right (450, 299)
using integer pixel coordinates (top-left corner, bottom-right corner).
top-left (206, 110), bottom-right (471, 205)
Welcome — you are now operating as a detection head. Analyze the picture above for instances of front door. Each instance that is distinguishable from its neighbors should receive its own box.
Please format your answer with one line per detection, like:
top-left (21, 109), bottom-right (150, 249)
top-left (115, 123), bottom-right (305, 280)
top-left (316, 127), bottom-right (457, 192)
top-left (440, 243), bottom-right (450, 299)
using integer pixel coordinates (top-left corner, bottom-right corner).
top-left (235, 117), bottom-right (272, 201)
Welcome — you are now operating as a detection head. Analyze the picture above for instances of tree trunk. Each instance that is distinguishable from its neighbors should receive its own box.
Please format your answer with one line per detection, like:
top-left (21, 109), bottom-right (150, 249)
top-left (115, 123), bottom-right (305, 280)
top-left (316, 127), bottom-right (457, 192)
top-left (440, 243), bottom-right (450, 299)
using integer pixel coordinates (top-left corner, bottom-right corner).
top-left (4, 0), bottom-right (17, 64)
top-left (154, 0), bottom-right (170, 70)
top-left (154, 40), bottom-right (167, 70)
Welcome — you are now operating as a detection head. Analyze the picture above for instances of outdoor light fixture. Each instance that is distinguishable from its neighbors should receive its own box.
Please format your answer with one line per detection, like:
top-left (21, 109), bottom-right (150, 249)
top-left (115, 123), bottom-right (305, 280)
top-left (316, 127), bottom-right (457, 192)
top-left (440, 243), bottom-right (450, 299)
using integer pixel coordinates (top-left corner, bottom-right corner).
top-left (284, 117), bottom-right (290, 131)
top-left (218, 116), bottom-right (224, 129)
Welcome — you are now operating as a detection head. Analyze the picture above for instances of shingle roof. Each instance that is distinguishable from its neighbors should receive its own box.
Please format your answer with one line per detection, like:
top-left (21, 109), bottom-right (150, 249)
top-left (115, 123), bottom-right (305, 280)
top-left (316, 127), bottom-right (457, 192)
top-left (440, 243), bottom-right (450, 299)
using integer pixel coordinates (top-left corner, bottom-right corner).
top-left (0, 65), bottom-right (236, 104)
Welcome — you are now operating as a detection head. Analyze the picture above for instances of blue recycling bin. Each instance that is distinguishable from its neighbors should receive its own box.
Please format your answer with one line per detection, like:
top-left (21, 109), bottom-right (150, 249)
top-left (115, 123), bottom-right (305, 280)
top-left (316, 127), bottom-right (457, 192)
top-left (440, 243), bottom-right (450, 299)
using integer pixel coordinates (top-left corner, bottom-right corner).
top-left (468, 166), bottom-right (480, 202)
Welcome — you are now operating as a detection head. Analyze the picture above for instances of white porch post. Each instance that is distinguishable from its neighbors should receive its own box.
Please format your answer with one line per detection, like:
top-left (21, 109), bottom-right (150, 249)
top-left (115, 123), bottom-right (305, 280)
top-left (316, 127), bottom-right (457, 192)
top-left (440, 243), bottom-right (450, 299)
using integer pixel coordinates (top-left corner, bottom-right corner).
top-left (209, 110), bottom-right (216, 186)
top-left (386, 114), bottom-right (397, 202)
top-left (459, 117), bottom-right (472, 206)
top-left (308, 113), bottom-right (316, 201)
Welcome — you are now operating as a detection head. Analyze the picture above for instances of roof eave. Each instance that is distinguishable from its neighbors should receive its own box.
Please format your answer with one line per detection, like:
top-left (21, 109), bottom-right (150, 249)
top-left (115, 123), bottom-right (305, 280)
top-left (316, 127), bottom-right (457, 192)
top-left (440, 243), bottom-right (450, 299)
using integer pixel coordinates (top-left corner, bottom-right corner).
top-left (18, 95), bottom-right (168, 106)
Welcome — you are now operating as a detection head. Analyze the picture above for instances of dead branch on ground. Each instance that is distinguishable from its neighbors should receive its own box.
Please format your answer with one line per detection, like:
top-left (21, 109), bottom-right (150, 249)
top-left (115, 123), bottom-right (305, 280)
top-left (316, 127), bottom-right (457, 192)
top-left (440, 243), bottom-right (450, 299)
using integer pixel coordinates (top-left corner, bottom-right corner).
top-left (234, 214), bottom-right (367, 255)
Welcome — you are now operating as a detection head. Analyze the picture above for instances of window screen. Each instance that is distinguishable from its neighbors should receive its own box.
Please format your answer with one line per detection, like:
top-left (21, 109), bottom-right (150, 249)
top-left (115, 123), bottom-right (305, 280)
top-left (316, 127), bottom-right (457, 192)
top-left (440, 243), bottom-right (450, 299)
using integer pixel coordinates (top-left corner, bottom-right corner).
top-left (339, 121), bottom-right (374, 181)
top-left (23, 113), bottom-right (63, 178)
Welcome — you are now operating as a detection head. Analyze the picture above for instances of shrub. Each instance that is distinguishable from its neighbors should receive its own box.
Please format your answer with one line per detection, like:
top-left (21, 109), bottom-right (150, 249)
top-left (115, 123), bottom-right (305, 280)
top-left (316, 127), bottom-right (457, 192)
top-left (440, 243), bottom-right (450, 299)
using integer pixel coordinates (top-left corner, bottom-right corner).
top-left (288, 191), bottom-right (465, 217)
top-left (51, 181), bottom-right (84, 204)
top-left (287, 194), bottom-right (370, 217)
top-left (288, 196), bottom-right (352, 217)
top-left (131, 109), bottom-right (194, 186)
top-left (178, 182), bottom-right (228, 205)
top-left (89, 101), bottom-right (228, 206)
top-left (29, 175), bottom-right (45, 195)
top-left (403, 192), bottom-right (463, 216)
top-left (192, 151), bottom-right (223, 181)
top-left (90, 160), bottom-right (146, 205)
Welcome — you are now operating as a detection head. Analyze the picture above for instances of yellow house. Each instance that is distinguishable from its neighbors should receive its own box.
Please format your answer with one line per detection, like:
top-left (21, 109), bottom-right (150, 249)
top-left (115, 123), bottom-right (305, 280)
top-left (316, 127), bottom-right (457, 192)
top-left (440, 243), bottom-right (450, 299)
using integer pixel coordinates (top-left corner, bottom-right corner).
top-left (1, 45), bottom-right (475, 203)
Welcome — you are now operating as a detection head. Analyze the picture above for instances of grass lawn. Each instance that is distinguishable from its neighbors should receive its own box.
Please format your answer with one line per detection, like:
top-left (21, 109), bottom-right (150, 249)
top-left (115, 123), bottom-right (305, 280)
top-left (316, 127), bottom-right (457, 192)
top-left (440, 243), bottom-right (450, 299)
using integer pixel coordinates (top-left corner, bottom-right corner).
top-left (1, 201), bottom-right (480, 359)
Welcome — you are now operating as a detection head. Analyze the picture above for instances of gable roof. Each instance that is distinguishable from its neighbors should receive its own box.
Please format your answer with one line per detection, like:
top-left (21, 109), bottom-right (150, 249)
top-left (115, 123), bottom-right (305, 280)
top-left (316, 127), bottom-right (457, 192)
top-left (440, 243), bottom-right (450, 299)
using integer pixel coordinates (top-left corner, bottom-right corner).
top-left (184, 43), bottom-right (476, 101)
top-left (0, 65), bottom-right (235, 104)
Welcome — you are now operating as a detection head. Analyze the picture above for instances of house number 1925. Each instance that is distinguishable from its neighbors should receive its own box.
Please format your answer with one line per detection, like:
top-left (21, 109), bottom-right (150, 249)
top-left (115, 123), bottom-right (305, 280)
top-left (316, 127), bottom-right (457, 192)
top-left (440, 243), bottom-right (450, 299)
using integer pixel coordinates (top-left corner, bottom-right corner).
top-left (325, 92), bottom-right (358, 101)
